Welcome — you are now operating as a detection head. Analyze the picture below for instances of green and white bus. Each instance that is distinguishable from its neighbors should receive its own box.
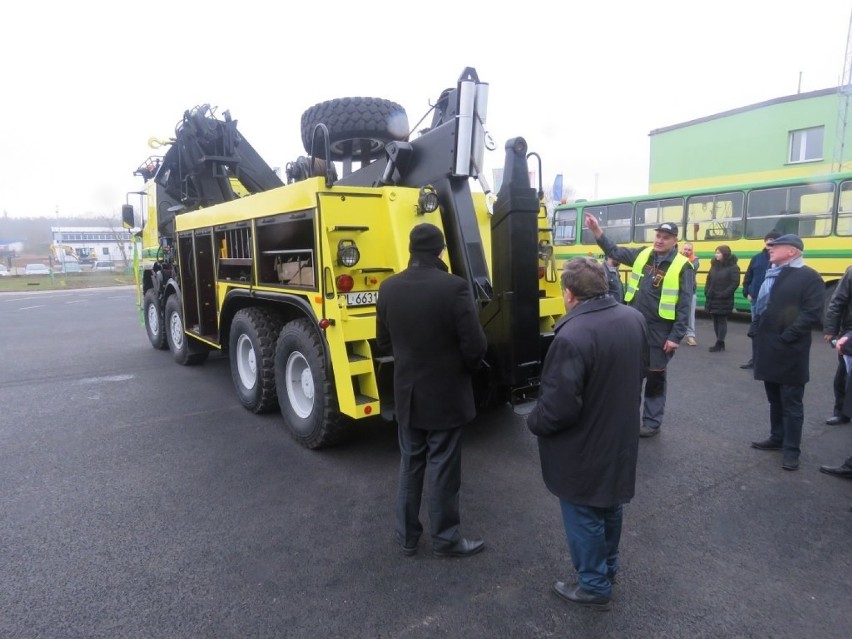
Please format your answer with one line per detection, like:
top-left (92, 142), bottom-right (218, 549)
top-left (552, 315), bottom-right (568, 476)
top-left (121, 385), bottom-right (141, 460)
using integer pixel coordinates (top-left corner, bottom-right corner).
top-left (552, 171), bottom-right (852, 313)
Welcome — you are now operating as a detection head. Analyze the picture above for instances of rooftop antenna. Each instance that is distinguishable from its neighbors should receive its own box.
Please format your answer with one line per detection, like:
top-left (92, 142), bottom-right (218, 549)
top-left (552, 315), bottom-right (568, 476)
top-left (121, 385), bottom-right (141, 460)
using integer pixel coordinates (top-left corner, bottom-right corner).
top-left (831, 7), bottom-right (852, 172)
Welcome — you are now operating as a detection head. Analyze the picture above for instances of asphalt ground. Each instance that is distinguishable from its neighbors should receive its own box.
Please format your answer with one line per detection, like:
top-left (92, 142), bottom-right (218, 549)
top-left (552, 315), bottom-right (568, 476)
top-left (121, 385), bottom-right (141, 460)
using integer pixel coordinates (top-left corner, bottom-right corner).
top-left (1, 287), bottom-right (850, 638)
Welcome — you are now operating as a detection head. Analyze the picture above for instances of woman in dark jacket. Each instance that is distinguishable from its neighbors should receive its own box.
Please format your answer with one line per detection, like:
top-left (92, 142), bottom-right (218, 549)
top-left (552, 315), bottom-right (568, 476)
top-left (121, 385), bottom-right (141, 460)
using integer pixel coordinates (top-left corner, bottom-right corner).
top-left (704, 245), bottom-right (741, 352)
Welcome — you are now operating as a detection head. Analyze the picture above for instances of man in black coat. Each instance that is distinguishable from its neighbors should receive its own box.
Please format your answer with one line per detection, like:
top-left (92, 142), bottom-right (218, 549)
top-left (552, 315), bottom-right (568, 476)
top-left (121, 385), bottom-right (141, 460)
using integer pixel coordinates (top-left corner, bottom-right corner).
top-left (822, 265), bottom-right (852, 424)
top-left (819, 331), bottom-right (852, 481)
top-left (749, 234), bottom-right (825, 471)
top-left (528, 257), bottom-right (648, 611)
top-left (377, 223), bottom-right (488, 558)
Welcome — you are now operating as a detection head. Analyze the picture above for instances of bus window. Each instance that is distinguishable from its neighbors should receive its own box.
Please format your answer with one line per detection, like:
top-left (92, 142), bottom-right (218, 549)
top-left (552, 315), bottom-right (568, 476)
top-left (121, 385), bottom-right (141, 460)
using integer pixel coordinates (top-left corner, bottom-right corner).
top-left (633, 198), bottom-right (684, 242)
top-left (836, 181), bottom-right (852, 236)
top-left (553, 208), bottom-right (578, 245)
top-left (745, 182), bottom-right (834, 238)
top-left (581, 203), bottom-right (632, 244)
top-left (685, 192), bottom-right (744, 242)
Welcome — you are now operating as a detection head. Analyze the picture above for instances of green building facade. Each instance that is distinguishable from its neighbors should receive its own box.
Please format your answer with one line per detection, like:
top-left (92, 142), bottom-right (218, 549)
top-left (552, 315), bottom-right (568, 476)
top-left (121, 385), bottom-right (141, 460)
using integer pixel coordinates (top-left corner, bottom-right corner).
top-left (648, 87), bottom-right (852, 193)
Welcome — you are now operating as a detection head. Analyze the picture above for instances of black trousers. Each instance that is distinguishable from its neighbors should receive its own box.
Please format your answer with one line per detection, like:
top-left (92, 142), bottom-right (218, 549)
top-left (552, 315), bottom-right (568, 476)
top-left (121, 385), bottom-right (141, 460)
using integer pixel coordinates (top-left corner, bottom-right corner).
top-left (833, 354), bottom-right (849, 418)
top-left (396, 425), bottom-right (463, 548)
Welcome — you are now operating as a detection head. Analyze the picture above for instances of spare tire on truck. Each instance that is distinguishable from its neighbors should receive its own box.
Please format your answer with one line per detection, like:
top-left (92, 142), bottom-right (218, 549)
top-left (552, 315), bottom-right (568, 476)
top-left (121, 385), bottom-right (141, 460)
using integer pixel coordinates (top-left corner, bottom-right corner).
top-left (300, 97), bottom-right (409, 161)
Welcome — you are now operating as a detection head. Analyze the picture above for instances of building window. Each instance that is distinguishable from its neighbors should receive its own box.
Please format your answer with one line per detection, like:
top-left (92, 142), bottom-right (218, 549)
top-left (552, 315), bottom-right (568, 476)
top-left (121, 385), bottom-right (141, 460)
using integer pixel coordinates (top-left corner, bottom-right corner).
top-left (788, 126), bottom-right (824, 163)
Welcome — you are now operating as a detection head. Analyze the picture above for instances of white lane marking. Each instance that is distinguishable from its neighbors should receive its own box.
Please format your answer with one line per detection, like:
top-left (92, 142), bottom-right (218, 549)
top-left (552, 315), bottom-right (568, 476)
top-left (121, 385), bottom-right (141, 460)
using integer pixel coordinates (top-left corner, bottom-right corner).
top-left (19, 305), bottom-right (45, 310)
top-left (79, 374), bottom-right (136, 384)
top-left (66, 300), bottom-right (87, 304)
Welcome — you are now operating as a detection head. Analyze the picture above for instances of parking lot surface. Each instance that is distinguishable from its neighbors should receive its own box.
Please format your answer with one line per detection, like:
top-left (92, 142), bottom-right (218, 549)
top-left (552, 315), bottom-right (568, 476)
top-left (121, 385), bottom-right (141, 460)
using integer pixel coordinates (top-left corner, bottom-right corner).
top-left (1, 287), bottom-right (850, 638)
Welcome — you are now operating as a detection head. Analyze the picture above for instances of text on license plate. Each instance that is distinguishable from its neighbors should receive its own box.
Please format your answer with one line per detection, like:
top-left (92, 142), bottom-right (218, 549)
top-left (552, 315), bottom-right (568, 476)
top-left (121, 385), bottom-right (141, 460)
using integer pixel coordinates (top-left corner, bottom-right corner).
top-left (345, 291), bottom-right (378, 306)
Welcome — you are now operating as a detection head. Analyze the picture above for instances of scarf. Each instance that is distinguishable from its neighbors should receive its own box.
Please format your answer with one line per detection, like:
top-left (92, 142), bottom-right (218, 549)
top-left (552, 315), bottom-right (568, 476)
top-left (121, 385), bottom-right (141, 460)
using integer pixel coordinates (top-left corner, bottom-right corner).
top-left (752, 255), bottom-right (805, 317)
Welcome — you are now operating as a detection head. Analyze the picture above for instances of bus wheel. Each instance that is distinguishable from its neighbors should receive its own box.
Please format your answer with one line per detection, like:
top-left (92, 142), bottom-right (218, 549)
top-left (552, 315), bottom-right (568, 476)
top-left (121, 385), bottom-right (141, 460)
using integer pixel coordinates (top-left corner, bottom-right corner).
top-left (274, 318), bottom-right (347, 449)
top-left (229, 308), bottom-right (282, 414)
top-left (143, 289), bottom-right (168, 350)
top-left (164, 295), bottom-right (208, 366)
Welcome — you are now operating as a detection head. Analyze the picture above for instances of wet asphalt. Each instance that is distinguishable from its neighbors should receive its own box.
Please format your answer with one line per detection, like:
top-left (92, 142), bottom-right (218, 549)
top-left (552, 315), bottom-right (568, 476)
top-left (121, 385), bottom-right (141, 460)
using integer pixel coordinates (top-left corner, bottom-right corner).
top-left (1, 287), bottom-right (850, 638)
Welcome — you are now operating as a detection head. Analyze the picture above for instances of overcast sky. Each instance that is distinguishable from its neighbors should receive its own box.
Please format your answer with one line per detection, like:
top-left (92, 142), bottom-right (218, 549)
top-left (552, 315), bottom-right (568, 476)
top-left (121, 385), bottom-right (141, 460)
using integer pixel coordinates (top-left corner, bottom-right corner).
top-left (1, 1), bottom-right (850, 219)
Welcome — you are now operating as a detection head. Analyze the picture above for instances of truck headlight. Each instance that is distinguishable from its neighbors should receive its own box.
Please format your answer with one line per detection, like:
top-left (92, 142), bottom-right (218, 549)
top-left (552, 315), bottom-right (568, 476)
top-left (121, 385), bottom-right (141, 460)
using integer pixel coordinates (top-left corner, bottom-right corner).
top-left (337, 240), bottom-right (360, 267)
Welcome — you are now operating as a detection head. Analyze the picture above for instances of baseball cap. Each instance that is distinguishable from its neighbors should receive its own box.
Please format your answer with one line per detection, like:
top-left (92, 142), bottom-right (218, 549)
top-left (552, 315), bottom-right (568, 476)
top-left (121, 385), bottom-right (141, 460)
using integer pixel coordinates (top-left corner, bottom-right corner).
top-left (654, 222), bottom-right (679, 236)
top-left (766, 233), bottom-right (804, 251)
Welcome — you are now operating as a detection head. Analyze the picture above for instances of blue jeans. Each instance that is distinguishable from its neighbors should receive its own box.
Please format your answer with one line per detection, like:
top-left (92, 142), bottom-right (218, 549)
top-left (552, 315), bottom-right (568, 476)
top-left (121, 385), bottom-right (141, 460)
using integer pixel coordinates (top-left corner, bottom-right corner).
top-left (686, 293), bottom-right (697, 338)
top-left (763, 382), bottom-right (805, 458)
top-left (559, 501), bottom-right (623, 598)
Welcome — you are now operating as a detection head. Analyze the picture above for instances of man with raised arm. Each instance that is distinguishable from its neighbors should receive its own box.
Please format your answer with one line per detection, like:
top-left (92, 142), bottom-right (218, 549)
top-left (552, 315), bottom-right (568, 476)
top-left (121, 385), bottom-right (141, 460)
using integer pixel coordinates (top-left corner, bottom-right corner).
top-left (584, 213), bottom-right (694, 437)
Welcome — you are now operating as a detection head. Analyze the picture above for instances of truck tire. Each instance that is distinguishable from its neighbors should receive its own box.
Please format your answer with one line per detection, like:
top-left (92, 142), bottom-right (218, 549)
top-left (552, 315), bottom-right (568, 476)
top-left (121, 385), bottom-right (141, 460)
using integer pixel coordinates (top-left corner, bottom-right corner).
top-left (274, 318), bottom-right (348, 449)
top-left (300, 97), bottom-right (409, 161)
top-left (143, 289), bottom-right (168, 350)
top-left (164, 295), bottom-right (209, 366)
top-left (229, 308), bottom-right (282, 414)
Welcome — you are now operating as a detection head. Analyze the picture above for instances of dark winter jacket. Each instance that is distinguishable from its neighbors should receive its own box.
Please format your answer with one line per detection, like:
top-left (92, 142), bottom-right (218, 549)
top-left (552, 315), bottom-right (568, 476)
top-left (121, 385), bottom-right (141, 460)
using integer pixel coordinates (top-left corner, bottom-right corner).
top-left (376, 255), bottom-right (487, 431)
top-left (704, 255), bottom-right (741, 315)
top-left (824, 265), bottom-right (852, 336)
top-left (752, 265), bottom-right (825, 386)
top-left (527, 296), bottom-right (649, 508)
top-left (742, 249), bottom-right (771, 300)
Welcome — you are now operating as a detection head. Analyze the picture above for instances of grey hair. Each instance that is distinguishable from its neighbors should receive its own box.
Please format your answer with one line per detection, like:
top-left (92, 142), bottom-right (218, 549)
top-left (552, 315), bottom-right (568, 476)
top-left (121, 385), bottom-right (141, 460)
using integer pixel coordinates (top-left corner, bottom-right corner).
top-left (561, 257), bottom-right (609, 300)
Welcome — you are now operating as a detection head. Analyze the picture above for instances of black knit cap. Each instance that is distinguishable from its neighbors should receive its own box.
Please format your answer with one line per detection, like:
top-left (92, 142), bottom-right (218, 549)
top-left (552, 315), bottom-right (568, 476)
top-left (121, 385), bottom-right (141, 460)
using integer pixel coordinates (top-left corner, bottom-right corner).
top-left (409, 223), bottom-right (445, 255)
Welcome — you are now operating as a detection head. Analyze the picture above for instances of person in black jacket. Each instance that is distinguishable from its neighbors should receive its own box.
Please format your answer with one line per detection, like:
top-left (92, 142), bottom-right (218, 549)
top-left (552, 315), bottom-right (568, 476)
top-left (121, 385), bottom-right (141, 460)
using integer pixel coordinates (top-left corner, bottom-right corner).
top-left (528, 257), bottom-right (648, 611)
top-left (749, 234), bottom-right (825, 471)
top-left (822, 265), bottom-right (852, 424)
top-left (704, 245), bottom-right (741, 352)
top-left (739, 231), bottom-right (781, 369)
top-left (377, 223), bottom-right (488, 559)
top-left (819, 330), bottom-right (852, 481)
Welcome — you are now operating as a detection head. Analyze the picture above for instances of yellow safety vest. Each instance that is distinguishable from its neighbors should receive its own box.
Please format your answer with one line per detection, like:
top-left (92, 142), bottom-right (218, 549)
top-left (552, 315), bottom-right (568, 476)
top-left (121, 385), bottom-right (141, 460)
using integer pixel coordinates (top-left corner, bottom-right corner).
top-left (623, 247), bottom-right (689, 320)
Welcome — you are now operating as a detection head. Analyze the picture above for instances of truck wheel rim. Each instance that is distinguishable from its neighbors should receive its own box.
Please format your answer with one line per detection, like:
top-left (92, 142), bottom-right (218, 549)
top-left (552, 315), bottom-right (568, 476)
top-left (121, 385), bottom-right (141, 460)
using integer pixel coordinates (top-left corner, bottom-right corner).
top-left (236, 334), bottom-right (257, 390)
top-left (147, 304), bottom-right (160, 335)
top-left (285, 351), bottom-right (313, 419)
top-left (169, 312), bottom-right (184, 349)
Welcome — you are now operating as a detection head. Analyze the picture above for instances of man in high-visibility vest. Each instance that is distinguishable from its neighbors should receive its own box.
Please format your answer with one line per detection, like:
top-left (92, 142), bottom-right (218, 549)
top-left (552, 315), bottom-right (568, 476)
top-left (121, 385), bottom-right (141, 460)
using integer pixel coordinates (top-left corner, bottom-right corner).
top-left (584, 213), bottom-right (694, 437)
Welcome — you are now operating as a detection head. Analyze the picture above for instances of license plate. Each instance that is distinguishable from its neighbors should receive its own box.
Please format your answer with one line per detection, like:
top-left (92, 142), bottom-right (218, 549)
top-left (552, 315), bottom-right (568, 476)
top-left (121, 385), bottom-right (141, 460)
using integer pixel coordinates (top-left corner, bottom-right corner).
top-left (345, 291), bottom-right (378, 306)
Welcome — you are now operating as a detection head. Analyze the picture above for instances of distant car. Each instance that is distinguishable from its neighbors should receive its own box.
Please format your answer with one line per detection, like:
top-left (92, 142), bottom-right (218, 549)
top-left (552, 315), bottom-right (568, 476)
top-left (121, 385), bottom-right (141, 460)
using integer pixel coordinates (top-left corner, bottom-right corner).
top-left (24, 264), bottom-right (51, 276)
top-left (0, 264), bottom-right (9, 277)
top-left (58, 262), bottom-right (82, 274)
top-left (92, 260), bottom-right (115, 271)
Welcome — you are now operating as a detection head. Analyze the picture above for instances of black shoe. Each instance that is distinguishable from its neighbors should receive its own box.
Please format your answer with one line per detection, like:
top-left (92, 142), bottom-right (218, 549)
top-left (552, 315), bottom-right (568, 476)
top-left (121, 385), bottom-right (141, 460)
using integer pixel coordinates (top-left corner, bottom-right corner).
top-left (639, 424), bottom-right (660, 438)
top-left (819, 463), bottom-right (852, 478)
top-left (433, 537), bottom-right (485, 558)
top-left (739, 361), bottom-right (754, 369)
top-left (782, 456), bottom-right (800, 471)
top-left (708, 341), bottom-right (725, 352)
top-left (396, 534), bottom-right (418, 556)
top-left (551, 581), bottom-right (611, 611)
top-left (751, 439), bottom-right (783, 450)
top-left (825, 416), bottom-right (851, 425)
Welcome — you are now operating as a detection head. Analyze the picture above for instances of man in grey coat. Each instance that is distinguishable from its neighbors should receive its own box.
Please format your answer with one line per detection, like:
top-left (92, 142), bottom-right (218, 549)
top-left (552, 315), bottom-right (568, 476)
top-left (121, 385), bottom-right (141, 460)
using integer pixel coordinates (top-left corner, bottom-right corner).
top-left (749, 234), bottom-right (825, 471)
top-left (528, 258), bottom-right (648, 611)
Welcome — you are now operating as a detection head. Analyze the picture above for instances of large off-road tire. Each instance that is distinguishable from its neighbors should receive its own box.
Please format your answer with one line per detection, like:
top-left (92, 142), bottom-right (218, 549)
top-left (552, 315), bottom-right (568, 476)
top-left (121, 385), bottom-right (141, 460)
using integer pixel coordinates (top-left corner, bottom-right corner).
top-left (164, 295), bottom-right (209, 366)
top-left (143, 289), bottom-right (168, 350)
top-left (229, 308), bottom-right (282, 414)
top-left (274, 318), bottom-right (348, 449)
top-left (300, 97), bottom-right (409, 161)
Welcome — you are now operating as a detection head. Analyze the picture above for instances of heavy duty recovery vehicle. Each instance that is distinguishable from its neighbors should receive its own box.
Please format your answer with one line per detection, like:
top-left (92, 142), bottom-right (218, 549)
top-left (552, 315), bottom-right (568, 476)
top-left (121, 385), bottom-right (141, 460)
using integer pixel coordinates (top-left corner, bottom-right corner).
top-left (124, 67), bottom-right (564, 449)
